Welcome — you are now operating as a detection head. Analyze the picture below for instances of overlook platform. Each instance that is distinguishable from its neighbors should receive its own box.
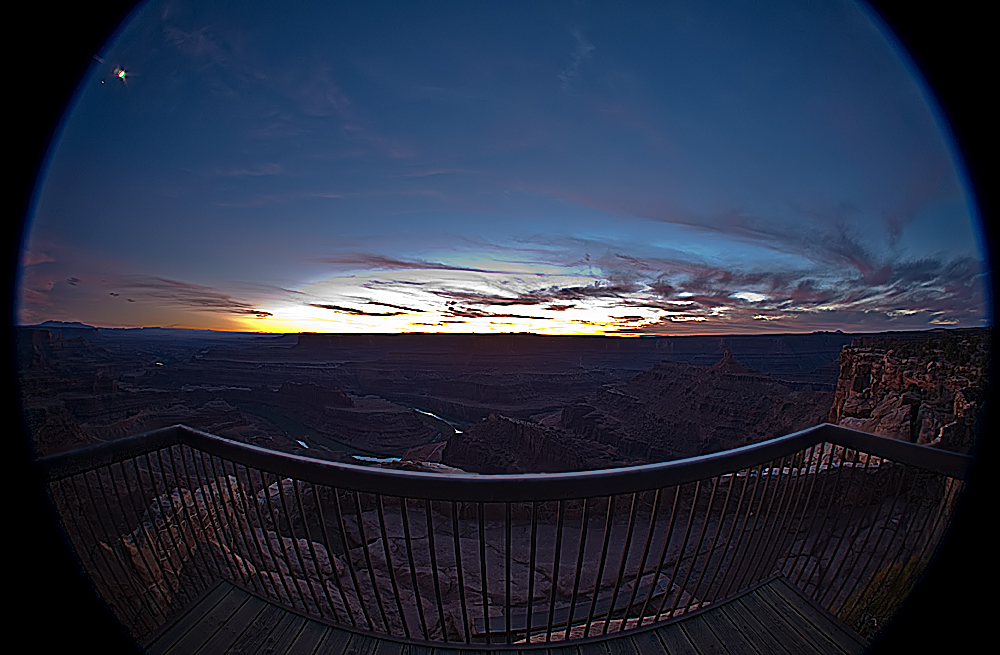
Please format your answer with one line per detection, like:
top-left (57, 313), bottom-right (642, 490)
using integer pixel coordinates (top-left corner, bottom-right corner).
top-left (147, 576), bottom-right (867, 654)
top-left (37, 423), bottom-right (969, 654)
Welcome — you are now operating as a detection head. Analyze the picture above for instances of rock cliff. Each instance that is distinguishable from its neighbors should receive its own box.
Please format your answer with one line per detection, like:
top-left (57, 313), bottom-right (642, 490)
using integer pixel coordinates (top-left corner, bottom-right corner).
top-left (828, 328), bottom-right (989, 452)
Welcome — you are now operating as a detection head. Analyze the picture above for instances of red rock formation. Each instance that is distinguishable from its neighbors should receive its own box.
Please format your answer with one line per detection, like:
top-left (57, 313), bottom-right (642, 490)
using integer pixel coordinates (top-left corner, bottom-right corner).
top-left (828, 328), bottom-right (989, 452)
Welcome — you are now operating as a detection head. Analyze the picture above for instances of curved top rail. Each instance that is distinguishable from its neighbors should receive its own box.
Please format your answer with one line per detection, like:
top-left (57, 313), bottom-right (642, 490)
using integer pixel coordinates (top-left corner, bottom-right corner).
top-left (36, 423), bottom-right (971, 500)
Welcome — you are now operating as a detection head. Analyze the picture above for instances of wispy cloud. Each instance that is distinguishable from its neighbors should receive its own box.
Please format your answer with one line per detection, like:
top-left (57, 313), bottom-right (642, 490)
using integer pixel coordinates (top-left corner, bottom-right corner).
top-left (111, 276), bottom-right (273, 317)
top-left (316, 253), bottom-right (515, 275)
top-left (558, 28), bottom-right (596, 88)
top-left (309, 303), bottom-right (406, 317)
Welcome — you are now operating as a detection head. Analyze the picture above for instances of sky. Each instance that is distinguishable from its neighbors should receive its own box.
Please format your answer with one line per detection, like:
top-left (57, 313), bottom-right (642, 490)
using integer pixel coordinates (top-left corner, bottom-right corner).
top-left (17, 0), bottom-right (991, 335)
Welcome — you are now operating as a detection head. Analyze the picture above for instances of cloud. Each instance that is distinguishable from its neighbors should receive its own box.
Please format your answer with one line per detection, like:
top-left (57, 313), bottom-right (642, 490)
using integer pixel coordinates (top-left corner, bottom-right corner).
top-left (309, 304), bottom-right (406, 317)
top-left (316, 253), bottom-right (513, 274)
top-left (558, 28), bottom-right (596, 88)
top-left (20, 250), bottom-right (54, 266)
top-left (111, 276), bottom-right (273, 317)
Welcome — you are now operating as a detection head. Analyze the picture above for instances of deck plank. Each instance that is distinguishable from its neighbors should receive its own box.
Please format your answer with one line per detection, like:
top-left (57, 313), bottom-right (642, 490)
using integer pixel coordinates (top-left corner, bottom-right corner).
top-left (284, 621), bottom-right (328, 655)
top-left (630, 631), bottom-right (668, 655)
top-left (575, 640), bottom-right (609, 655)
top-left (654, 623), bottom-right (699, 655)
top-left (547, 645), bottom-right (581, 655)
top-left (373, 637), bottom-right (405, 655)
top-left (767, 579), bottom-right (867, 653)
top-left (228, 603), bottom-right (286, 655)
top-left (606, 633), bottom-right (640, 655)
top-left (695, 605), bottom-right (760, 655)
top-left (166, 586), bottom-right (251, 655)
top-left (679, 615), bottom-right (727, 655)
top-left (145, 577), bottom-right (867, 655)
top-left (314, 625), bottom-right (353, 653)
top-left (197, 596), bottom-right (267, 654)
top-left (718, 602), bottom-right (790, 655)
top-left (754, 584), bottom-right (845, 655)
top-left (146, 582), bottom-right (232, 655)
top-left (344, 633), bottom-right (380, 655)
top-left (255, 614), bottom-right (307, 655)
top-left (737, 593), bottom-right (817, 655)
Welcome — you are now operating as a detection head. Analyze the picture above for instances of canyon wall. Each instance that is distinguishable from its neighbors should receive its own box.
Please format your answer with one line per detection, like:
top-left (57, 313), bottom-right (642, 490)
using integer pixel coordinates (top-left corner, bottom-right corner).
top-left (828, 328), bottom-right (989, 453)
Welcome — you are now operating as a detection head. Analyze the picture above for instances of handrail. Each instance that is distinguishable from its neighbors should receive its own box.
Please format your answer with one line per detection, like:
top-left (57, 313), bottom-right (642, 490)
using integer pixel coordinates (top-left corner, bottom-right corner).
top-left (37, 423), bottom-right (971, 500)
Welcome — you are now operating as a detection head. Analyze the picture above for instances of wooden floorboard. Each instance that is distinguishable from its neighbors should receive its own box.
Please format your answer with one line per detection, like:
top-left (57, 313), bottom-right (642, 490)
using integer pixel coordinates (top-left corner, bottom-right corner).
top-left (754, 585), bottom-right (845, 655)
top-left (229, 603), bottom-right (287, 655)
top-left (717, 602), bottom-right (790, 655)
top-left (146, 582), bottom-right (232, 655)
top-left (695, 605), bottom-right (760, 654)
top-left (146, 578), bottom-right (867, 654)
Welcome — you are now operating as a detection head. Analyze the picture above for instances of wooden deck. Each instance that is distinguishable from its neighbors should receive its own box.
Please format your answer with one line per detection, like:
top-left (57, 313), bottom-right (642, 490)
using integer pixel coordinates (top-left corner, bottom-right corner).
top-left (145, 577), bottom-right (867, 654)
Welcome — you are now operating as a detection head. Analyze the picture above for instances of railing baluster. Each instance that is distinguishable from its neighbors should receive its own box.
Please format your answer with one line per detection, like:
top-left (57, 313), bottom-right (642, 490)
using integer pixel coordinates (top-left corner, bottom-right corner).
top-left (166, 445), bottom-right (223, 583)
top-left (791, 443), bottom-right (839, 589)
top-left (798, 448), bottom-right (853, 598)
top-left (425, 499), bottom-right (448, 642)
top-left (835, 462), bottom-right (917, 623)
top-left (376, 494), bottom-right (408, 637)
top-left (639, 485), bottom-right (681, 622)
top-left (545, 499), bottom-right (566, 642)
top-left (717, 464), bottom-right (763, 601)
top-left (566, 497), bottom-right (591, 638)
top-left (237, 464), bottom-right (290, 604)
top-left (354, 490), bottom-right (391, 633)
top-left (622, 489), bottom-right (662, 628)
top-left (479, 501), bottom-right (490, 644)
top-left (257, 468), bottom-right (308, 610)
top-left (731, 459), bottom-right (779, 593)
top-left (812, 450), bottom-right (870, 600)
top-left (660, 480), bottom-right (703, 620)
top-left (674, 476), bottom-right (720, 616)
top-left (701, 469), bottom-right (749, 605)
top-left (746, 456), bottom-right (798, 586)
top-left (740, 456), bottom-right (792, 589)
top-left (90, 466), bottom-right (157, 633)
top-left (690, 471), bottom-right (736, 607)
top-left (149, 450), bottom-right (209, 593)
top-left (602, 491), bottom-right (640, 635)
top-left (111, 459), bottom-right (169, 622)
top-left (525, 500), bottom-right (539, 642)
top-left (761, 446), bottom-right (817, 584)
top-left (294, 478), bottom-right (340, 623)
top-left (451, 501), bottom-right (470, 643)
top-left (276, 473), bottom-right (325, 615)
top-left (584, 495), bottom-right (615, 638)
top-left (399, 497), bottom-right (428, 638)
top-left (216, 457), bottom-right (267, 597)
top-left (504, 501), bottom-right (512, 643)
top-left (196, 450), bottom-right (249, 588)
top-left (334, 487), bottom-right (375, 631)
top-left (129, 454), bottom-right (198, 611)
top-left (788, 445), bottom-right (828, 587)
top-left (58, 475), bottom-right (141, 632)
top-left (816, 448), bottom-right (871, 609)
top-left (313, 483), bottom-right (354, 626)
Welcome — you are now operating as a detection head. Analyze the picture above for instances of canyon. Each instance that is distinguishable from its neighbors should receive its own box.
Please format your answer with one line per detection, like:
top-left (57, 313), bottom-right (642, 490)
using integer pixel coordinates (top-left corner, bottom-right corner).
top-left (18, 325), bottom-right (989, 471)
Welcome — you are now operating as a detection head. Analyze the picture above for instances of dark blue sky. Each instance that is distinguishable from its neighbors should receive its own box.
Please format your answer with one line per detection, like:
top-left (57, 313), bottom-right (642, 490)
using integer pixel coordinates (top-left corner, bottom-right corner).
top-left (18, 0), bottom-right (989, 334)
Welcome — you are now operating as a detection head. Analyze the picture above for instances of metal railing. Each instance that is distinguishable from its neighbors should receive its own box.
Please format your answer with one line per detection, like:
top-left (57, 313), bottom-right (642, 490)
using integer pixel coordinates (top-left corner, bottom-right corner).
top-left (37, 423), bottom-right (970, 648)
